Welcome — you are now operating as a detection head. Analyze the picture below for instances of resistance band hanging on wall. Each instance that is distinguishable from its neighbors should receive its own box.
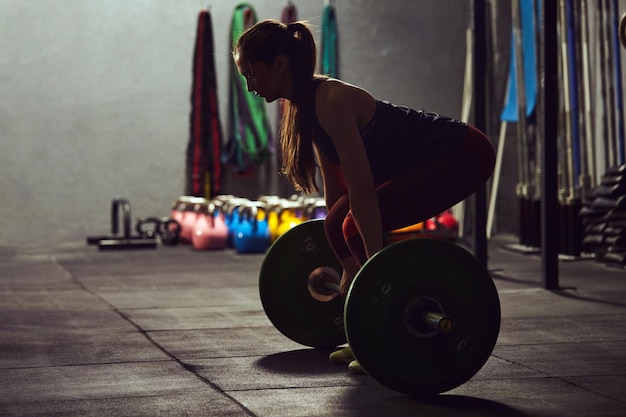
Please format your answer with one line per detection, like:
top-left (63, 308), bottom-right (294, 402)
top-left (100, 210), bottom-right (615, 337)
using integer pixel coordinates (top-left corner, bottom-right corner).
top-left (320, 1), bottom-right (339, 78)
top-left (276, 1), bottom-right (298, 169)
top-left (281, 1), bottom-right (298, 31)
top-left (223, 3), bottom-right (273, 175)
top-left (277, 1), bottom-right (298, 130)
top-left (186, 8), bottom-right (224, 198)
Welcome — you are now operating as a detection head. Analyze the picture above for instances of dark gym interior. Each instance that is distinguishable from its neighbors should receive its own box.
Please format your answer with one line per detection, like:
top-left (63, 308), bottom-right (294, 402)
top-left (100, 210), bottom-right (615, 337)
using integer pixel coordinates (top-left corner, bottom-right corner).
top-left (1, 1), bottom-right (626, 416)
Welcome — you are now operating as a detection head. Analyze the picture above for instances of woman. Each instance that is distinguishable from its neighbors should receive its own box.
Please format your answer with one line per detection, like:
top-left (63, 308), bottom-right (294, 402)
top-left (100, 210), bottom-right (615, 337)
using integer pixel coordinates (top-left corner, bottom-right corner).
top-left (234, 19), bottom-right (496, 373)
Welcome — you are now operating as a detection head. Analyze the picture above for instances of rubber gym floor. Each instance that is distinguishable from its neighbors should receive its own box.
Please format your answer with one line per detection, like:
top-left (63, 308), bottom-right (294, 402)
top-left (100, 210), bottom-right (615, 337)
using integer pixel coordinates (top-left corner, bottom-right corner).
top-left (1, 234), bottom-right (625, 417)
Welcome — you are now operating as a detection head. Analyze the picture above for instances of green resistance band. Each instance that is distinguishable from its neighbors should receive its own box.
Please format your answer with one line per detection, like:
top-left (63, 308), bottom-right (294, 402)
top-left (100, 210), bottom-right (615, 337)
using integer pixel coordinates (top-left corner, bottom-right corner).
top-left (228, 3), bottom-right (273, 170)
top-left (321, 4), bottom-right (338, 78)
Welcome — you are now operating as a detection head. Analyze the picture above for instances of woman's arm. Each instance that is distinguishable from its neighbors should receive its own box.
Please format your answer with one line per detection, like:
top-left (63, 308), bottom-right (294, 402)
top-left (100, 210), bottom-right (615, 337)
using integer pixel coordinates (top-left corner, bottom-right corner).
top-left (315, 81), bottom-right (383, 259)
top-left (314, 146), bottom-right (347, 210)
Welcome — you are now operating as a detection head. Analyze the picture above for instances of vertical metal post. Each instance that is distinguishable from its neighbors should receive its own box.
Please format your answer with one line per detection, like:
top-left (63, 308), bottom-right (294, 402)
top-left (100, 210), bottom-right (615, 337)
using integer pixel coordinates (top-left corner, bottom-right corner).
top-left (540, 0), bottom-right (560, 288)
top-left (472, 0), bottom-right (488, 266)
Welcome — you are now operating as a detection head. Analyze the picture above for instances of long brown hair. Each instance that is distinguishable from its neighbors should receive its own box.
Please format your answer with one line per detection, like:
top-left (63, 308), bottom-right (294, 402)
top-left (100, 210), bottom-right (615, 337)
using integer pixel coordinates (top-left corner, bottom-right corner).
top-left (234, 19), bottom-right (320, 194)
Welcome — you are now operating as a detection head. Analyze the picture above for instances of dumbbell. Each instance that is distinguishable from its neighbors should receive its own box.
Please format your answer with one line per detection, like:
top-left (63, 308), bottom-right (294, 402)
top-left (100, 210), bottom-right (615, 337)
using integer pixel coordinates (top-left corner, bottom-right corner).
top-left (259, 219), bottom-right (501, 396)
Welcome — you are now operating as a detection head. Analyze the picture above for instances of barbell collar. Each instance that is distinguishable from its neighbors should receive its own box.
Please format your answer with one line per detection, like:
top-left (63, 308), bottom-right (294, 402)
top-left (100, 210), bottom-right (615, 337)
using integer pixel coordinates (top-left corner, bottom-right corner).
top-left (422, 311), bottom-right (455, 333)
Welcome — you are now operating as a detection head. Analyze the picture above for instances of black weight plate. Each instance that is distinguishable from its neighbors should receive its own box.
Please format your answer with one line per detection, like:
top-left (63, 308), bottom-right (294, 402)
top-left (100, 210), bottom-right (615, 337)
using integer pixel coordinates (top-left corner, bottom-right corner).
top-left (259, 219), bottom-right (346, 348)
top-left (345, 238), bottom-right (500, 395)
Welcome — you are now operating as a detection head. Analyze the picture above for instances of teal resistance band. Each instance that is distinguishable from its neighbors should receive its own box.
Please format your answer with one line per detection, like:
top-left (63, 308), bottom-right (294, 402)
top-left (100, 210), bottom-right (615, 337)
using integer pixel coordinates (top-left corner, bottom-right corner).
top-left (223, 3), bottom-right (273, 174)
top-left (320, 4), bottom-right (338, 78)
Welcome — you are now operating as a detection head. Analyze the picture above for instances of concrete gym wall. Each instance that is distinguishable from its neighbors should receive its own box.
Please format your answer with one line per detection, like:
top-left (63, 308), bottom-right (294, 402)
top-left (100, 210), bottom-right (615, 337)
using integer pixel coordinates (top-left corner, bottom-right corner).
top-left (0, 1), bottom-right (486, 247)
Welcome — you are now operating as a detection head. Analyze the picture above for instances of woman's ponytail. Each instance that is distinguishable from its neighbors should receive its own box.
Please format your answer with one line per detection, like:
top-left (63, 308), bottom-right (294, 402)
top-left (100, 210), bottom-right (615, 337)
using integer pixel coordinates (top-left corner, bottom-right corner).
top-left (286, 22), bottom-right (316, 80)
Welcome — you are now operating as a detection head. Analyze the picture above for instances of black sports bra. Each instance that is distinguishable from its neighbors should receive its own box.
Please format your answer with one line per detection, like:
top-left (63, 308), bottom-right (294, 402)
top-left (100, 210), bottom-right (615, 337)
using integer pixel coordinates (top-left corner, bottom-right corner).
top-left (311, 80), bottom-right (467, 184)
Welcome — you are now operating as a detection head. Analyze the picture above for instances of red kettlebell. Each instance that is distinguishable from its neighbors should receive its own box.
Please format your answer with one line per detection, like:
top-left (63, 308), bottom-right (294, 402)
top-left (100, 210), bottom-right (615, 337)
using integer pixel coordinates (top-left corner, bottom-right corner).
top-left (437, 210), bottom-right (459, 233)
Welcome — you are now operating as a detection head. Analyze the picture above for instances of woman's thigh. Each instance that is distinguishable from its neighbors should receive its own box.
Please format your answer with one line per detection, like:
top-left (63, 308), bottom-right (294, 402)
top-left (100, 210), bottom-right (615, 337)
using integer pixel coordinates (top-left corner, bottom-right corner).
top-left (377, 125), bottom-right (495, 232)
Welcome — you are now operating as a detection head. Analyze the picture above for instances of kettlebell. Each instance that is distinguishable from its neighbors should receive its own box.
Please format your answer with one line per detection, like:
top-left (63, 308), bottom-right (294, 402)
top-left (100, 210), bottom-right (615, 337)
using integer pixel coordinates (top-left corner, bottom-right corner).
top-left (437, 210), bottom-right (459, 233)
top-left (159, 217), bottom-right (181, 245)
top-left (234, 203), bottom-right (271, 254)
top-left (265, 199), bottom-right (285, 243)
top-left (276, 201), bottom-right (304, 238)
top-left (179, 197), bottom-right (207, 244)
top-left (135, 217), bottom-right (161, 239)
top-left (170, 196), bottom-right (196, 226)
top-left (224, 198), bottom-right (249, 247)
top-left (210, 199), bottom-right (230, 236)
top-left (305, 198), bottom-right (328, 220)
top-left (192, 202), bottom-right (228, 250)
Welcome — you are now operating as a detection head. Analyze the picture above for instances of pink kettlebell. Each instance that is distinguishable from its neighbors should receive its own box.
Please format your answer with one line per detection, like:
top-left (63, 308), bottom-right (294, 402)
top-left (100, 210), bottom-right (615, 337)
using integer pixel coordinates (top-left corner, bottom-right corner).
top-left (179, 197), bottom-right (207, 244)
top-left (170, 196), bottom-right (191, 226)
top-left (192, 202), bottom-right (228, 250)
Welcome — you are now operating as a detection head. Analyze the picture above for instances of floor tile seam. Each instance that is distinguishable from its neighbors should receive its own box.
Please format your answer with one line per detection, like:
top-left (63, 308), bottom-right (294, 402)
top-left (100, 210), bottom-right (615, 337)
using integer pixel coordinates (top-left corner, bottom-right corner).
top-left (138, 326), bottom-right (271, 332)
top-left (0, 359), bottom-right (174, 372)
top-left (116, 304), bottom-right (263, 311)
top-left (558, 371), bottom-right (626, 378)
top-left (472, 374), bottom-right (558, 382)
top-left (113, 311), bottom-right (260, 417)
top-left (222, 382), bottom-right (363, 394)
top-left (494, 339), bottom-right (626, 347)
top-left (177, 353), bottom-right (291, 362)
top-left (490, 353), bottom-right (626, 381)
top-left (0, 260), bottom-right (87, 290)
top-left (0, 391), bottom-right (215, 407)
top-left (144, 325), bottom-right (275, 334)
top-left (486, 354), bottom-right (619, 398)
top-left (558, 375), bottom-right (626, 405)
top-left (174, 360), bottom-right (259, 416)
top-left (51, 259), bottom-right (203, 366)
top-left (53, 260), bottom-right (259, 416)
top-left (489, 353), bottom-right (545, 373)
top-left (495, 287), bottom-right (626, 297)
top-left (0, 324), bottom-right (163, 333)
top-left (59, 263), bottom-right (260, 416)
top-left (0, 285), bottom-right (87, 291)
top-left (499, 313), bottom-right (626, 319)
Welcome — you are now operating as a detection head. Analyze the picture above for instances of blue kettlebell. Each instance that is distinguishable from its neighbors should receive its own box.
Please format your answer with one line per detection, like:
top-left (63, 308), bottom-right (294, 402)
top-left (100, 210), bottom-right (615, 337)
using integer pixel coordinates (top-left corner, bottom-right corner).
top-left (223, 198), bottom-right (249, 248)
top-left (234, 204), bottom-right (270, 254)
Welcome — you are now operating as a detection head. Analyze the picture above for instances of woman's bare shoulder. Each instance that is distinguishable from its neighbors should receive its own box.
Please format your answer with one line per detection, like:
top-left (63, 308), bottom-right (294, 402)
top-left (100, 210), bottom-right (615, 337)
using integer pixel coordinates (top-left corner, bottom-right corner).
top-left (316, 78), bottom-right (373, 101)
top-left (315, 78), bottom-right (376, 127)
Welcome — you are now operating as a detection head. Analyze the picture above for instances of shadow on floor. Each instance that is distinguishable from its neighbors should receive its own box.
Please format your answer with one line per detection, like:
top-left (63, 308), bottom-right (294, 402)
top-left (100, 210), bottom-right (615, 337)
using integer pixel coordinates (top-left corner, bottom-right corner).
top-left (258, 349), bottom-right (530, 417)
top-left (256, 348), bottom-right (345, 375)
top-left (407, 394), bottom-right (530, 417)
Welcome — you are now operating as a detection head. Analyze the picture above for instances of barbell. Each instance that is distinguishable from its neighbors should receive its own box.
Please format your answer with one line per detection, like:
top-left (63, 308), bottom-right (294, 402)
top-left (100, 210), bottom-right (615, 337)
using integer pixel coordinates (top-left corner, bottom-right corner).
top-left (259, 219), bottom-right (501, 396)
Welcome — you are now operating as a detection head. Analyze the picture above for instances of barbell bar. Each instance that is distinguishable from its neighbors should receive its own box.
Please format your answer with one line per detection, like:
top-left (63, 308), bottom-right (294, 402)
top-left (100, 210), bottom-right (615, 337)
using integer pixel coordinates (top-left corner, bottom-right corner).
top-left (308, 271), bottom-right (456, 335)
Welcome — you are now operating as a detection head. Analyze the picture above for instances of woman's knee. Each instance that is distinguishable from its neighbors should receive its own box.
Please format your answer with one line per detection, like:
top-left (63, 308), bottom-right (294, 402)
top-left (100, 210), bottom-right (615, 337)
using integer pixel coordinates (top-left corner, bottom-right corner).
top-left (342, 215), bottom-right (367, 264)
top-left (323, 195), bottom-right (352, 260)
top-left (341, 214), bottom-right (359, 242)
